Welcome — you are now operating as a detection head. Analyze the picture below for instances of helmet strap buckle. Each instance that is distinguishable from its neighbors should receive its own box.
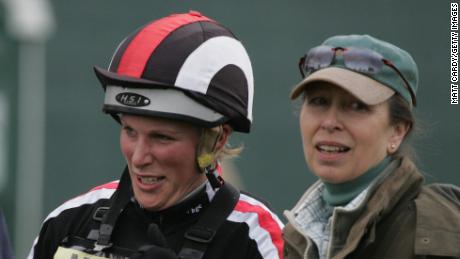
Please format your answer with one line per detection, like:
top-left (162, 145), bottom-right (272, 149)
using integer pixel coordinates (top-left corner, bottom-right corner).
top-left (204, 165), bottom-right (224, 189)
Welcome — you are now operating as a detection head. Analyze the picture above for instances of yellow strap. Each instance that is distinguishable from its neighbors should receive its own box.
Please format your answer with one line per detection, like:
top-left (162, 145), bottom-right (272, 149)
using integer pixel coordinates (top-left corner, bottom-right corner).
top-left (196, 126), bottom-right (222, 171)
top-left (53, 246), bottom-right (109, 259)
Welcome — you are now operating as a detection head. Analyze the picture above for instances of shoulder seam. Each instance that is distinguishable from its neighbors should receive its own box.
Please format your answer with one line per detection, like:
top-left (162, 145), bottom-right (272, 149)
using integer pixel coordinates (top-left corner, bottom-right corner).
top-left (43, 187), bottom-right (116, 223)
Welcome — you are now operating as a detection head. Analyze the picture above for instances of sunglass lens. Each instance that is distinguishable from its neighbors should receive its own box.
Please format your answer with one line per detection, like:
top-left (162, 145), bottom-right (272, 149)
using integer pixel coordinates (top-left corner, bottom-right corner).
top-left (343, 48), bottom-right (383, 74)
top-left (305, 46), bottom-right (335, 72)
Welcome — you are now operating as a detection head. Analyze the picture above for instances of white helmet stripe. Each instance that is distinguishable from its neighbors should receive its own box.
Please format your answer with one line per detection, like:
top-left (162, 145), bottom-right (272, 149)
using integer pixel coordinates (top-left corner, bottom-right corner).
top-left (175, 36), bottom-right (254, 121)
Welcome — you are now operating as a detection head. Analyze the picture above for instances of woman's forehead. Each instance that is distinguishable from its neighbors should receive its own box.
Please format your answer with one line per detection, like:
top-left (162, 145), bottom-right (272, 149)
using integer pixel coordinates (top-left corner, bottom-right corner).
top-left (120, 114), bottom-right (198, 131)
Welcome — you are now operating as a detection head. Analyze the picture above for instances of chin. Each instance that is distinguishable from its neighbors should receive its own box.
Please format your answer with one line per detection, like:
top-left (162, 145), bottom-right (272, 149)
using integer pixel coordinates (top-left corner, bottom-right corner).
top-left (139, 200), bottom-right (162, 211)
top-left (314, 168), bottom-right (347, 184)
top-left (134, 193), bottom-right (160, 210)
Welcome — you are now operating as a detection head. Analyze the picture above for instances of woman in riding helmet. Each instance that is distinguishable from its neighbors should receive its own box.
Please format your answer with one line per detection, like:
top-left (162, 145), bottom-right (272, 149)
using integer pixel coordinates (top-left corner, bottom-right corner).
top-left (29, 11), bottom-right (284, 259)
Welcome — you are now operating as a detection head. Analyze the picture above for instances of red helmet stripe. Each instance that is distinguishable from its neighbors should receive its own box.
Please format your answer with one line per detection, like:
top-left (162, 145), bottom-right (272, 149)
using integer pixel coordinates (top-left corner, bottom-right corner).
top-left (117, 13), bottom-right (212, 78)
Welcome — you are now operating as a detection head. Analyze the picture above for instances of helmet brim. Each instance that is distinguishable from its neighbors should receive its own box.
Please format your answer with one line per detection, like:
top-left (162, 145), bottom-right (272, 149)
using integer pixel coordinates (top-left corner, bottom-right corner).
top-left (94, 66), bottom-right (173, 89)
top-left (95, 66), bottom-right (229, 128)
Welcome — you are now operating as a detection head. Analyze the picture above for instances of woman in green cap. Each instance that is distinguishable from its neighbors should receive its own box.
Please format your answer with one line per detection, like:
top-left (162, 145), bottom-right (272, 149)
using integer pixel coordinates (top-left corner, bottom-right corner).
top-left (283, 34), bottom-right (460, 258)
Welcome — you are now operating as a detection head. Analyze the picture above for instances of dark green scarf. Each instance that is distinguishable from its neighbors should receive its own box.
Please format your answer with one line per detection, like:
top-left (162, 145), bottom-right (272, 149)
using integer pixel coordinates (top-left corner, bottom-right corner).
top-left (322, 156), bottom-right (391, 206)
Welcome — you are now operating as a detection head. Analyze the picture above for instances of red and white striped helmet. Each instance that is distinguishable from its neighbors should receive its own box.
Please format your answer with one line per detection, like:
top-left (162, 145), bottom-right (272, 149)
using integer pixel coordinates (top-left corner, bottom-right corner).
top-left (94, 11), bottom-right (254, 133)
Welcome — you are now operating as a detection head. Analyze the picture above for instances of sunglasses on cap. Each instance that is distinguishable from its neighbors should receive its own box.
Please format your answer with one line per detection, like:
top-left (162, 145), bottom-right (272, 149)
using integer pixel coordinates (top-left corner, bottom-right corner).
top-left (298, 45), bottom-right (417, 106)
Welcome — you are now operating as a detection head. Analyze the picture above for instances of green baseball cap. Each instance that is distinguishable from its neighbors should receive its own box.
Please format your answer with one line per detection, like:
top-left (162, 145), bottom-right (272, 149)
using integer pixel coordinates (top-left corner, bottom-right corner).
top-left (291, 34), bottom-right (419, 107)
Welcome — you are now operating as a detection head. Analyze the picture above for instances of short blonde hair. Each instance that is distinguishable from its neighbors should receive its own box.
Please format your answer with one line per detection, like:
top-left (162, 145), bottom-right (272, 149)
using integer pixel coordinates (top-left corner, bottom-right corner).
top-left (197, 126), bottom-right (243, 166)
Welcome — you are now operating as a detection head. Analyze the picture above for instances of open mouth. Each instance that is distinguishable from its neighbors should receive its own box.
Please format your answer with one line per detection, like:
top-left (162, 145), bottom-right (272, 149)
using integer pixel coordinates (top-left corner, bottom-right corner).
top-left (137, 175), bottom-right (166, 185)
top-left (316, 144), bottom-right (350, 153)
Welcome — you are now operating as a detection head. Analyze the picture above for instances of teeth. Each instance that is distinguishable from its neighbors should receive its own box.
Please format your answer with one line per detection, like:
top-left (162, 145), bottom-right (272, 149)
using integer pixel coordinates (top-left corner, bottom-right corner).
top-left (318, 145), bottom-right (348, 153)
top-left (139, 176), bottom-right (163, 184)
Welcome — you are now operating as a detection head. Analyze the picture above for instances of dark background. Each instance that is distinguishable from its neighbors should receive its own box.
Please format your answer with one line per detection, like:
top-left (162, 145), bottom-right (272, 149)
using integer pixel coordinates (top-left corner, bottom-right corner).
top-left (1, 0), bottom-right (459, 257)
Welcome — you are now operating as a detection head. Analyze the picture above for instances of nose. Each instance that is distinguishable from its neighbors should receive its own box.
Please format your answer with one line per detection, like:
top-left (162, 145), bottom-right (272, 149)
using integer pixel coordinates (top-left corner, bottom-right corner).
top-left (131, 139), bottom-right (153, 169)
top-left (320, 106), bottom-right (343, 133)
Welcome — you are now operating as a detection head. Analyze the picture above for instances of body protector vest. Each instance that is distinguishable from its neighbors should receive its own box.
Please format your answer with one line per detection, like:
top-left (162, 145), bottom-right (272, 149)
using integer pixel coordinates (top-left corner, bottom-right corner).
top-left (52, 167), bottom-right (239, 259)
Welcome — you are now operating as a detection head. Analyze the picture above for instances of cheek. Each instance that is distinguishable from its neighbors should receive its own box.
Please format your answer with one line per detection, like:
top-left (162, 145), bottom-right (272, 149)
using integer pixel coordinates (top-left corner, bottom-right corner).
top-left (120, 135), bottom-right (133, 159)
top-left (353, 124), bottom-right (390, 156)
top-left (300, 127), bottom-right (313, 155)
top-left (162, 147), bottom-right (199, 185)
top-left (299, 111), bottom-right (315, 148)
top-left (159, 144), bottom-right (197, 168)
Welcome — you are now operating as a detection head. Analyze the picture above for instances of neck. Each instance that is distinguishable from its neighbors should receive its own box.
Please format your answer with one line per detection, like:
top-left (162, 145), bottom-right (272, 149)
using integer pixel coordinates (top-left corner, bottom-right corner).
top-left (179, 180), bottom-right (208, 203)
top-left (322, 156), bottom-right (391, 206)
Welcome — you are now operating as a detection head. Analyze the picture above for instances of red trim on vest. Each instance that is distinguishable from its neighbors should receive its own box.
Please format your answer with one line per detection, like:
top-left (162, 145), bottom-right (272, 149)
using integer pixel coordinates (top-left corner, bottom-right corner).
top-left (235, 201), bottom-right (284, 258)
top-left (216, 164), bottom-right (223, 176)
top-left (90, 181), bottom-right (119, 191)
top-left (117, 13), bottom-right (212, 78)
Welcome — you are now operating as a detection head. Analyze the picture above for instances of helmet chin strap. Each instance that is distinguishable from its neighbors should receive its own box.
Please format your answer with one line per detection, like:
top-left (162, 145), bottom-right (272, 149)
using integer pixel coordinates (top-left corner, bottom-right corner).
top-left (196, 126), bottom-right (224, 189)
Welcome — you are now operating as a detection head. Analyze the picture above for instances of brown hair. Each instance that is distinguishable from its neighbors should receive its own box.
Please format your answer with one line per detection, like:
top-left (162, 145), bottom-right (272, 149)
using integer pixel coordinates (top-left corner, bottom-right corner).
top-left (388, 94), bottom-right (419, 161)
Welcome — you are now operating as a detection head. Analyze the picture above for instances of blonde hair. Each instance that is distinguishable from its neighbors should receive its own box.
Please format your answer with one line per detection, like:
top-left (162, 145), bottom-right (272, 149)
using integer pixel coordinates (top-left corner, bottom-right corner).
top-left (196, 126), bottom-right (243, 170)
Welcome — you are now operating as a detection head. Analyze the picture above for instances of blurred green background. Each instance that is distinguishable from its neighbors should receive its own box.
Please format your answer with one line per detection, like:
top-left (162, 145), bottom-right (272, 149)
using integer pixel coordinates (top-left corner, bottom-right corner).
top-left (1, 0), bottom-right (459, 257)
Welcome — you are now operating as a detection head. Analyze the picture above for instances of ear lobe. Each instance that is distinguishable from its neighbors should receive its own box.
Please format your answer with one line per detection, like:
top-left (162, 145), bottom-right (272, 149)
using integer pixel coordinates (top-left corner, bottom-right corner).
top-left (388, 122), bottom-right (410, 153)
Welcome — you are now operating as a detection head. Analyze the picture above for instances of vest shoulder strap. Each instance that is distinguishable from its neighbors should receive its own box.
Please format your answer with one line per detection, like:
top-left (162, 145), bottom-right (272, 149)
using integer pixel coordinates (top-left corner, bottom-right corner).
top-left (178, 183), bottom-right (240, 259)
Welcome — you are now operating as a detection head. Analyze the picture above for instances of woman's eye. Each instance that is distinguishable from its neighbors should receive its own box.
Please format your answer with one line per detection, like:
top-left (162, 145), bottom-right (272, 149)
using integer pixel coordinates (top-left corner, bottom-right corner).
top-left (152, 134), bottom-right (174, 141)
top-left (350, 101), bottom-right (369, 111)
top-left (307, 96), bottom-right (328, 106)
top-left (123, 126), bottom-right (136, 137)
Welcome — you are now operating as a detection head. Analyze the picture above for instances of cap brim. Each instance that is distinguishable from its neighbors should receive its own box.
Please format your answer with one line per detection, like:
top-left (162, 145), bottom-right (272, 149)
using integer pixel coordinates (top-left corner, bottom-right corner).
top-left (290, 67), bottom-right (395, 105)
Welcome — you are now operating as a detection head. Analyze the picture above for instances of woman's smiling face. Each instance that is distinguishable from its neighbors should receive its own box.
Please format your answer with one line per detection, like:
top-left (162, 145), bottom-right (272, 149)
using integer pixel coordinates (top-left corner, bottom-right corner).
top-left (120, 114), bottom-right (206, 211)
top-left (299, 82), bottom-right (405, 183)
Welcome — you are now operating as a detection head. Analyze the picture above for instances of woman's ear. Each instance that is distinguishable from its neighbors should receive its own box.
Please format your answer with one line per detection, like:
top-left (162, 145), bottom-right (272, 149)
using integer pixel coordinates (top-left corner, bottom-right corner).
top-left (387, 122), bottom-right (411, 154)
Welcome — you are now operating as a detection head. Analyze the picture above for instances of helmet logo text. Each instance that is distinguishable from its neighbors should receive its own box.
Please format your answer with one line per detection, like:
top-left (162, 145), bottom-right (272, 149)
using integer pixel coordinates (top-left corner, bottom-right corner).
top-left (116, 92), bottom-right (151, 107)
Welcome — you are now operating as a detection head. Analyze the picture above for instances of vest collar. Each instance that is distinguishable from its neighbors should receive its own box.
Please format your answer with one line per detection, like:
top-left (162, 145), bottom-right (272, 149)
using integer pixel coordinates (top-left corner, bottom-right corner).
top-left (117, 168), bottom-right (216, 224)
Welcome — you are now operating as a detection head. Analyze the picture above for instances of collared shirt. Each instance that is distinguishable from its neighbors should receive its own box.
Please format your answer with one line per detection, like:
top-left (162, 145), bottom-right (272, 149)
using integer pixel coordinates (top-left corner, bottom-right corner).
top-left (293, 184), bottom-right (369, 259)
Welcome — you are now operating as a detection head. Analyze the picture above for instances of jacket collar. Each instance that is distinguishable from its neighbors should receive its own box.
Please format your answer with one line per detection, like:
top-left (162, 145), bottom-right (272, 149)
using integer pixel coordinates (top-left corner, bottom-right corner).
top-left (331, 157), bottom-right (423, 258)
top-left (139, 185), bottom-right (212, 225)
